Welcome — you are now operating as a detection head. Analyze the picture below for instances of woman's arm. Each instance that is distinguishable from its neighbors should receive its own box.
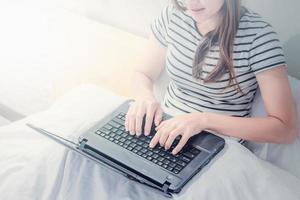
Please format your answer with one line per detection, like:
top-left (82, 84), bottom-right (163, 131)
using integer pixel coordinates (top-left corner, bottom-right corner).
top-left (150, 66), bottom-right (298, 154)
top-left (204, 66), bottom-right (298, 143)
top-left (131, 33), bottom-right (167, 99)
top-left (126, 33), bottom-right (168, 135)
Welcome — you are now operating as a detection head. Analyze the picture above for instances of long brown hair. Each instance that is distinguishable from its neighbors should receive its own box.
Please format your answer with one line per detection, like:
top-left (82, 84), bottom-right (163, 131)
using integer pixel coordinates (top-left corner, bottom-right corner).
top-left (173, 0), bottom-right (244, 94)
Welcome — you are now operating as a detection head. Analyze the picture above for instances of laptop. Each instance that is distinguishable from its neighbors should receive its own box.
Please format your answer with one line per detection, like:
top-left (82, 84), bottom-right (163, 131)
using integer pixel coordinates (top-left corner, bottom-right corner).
top-left (27, 99), bottom-right (225, 198)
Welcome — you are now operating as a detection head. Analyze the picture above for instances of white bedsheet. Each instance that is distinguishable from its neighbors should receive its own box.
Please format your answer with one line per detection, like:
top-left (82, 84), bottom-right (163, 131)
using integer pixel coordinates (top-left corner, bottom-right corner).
top-left (0, 85), bottom-right (299, 200)
top-left (0, 115), bottom-right (10, 127)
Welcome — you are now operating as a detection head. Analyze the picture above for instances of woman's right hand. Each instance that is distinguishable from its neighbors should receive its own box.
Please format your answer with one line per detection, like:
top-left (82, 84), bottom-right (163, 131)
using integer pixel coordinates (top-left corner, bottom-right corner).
top-left (125, 96), bottom-right (163, 137)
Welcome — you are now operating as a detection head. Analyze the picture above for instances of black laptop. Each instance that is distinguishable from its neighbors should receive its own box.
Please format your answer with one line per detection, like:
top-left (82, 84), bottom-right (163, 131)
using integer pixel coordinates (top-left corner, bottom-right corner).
top-left (27, 99), bottom-right (225, 197)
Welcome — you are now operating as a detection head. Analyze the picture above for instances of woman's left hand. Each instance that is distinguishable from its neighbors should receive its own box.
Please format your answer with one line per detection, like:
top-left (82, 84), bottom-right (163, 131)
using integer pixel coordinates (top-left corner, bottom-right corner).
top-left (149, 112), bottom-right (207, 155)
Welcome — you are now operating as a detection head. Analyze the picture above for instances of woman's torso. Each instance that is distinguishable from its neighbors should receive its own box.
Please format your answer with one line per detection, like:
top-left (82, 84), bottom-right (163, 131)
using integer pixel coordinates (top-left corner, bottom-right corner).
top-left (151, 6), bottom-right (285, 118)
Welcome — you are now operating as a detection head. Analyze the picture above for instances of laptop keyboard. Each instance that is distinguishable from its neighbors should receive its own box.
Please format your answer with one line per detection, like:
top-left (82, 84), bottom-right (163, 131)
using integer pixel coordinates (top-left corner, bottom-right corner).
top-left (94, 112), bottom-right (201, 174)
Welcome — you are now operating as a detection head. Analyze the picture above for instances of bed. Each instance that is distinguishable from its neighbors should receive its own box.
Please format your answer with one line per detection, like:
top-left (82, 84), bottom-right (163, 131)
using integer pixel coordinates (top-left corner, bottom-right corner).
top-left (0, 79), bottom-right (299, 200)
top-left (0, 2), bottom-right (300, 200)
top-left (0, 115), bottom-right (10, 127)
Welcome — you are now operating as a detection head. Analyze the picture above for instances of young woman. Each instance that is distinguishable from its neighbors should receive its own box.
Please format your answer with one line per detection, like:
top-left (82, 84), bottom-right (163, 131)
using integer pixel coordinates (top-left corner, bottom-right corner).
top-left (125, 0), bottom-right (298, 155)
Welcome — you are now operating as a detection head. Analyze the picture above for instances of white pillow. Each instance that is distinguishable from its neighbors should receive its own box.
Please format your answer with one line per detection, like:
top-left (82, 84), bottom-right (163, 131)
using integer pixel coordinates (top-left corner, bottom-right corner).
top-left (248, 75), bottom-right (300, 179)
top-left (0, 71), bottom-right (54, 118)
top-left (0, 2), bottom-right (151, 119)
top-left (0, 4), bottom-right (56, 118)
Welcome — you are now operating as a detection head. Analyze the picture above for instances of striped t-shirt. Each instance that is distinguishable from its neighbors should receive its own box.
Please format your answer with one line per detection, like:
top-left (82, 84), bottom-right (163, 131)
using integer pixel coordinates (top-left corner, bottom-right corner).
top-left (150, 5), bottom-right (286, 118)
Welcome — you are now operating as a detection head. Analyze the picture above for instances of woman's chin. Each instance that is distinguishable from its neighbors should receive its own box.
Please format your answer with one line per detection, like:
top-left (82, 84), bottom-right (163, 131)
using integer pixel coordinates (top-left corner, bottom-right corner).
top-left (187, 12), bottom-right (207, 23)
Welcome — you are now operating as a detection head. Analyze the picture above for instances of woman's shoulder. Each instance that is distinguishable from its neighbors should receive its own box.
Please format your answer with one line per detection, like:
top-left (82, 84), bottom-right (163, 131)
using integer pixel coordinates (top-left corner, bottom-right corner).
top-left (155, 4), bottom-right (200, 38)
top-left (239, 7), bottom-right (275, 36)
top-left (237, 8), bottom-right (286, 76)
top-left (160, 4), bottom-right (195, 24)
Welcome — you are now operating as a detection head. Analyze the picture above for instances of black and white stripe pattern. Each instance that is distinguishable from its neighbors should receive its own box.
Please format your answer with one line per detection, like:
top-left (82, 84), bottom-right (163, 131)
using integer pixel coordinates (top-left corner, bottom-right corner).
top-left (151, 5), bottom-right (286, 120)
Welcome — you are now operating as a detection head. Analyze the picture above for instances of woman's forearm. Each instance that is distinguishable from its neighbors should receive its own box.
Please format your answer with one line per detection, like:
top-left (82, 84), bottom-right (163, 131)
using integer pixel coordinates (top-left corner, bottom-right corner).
top-left (131, 71), bottom-right (155, 99)
top-left (203, 112), bottom-right (297, 144)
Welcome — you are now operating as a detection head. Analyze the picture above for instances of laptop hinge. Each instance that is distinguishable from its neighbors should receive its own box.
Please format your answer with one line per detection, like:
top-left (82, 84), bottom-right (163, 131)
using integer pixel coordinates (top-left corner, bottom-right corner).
top-left (79, 138), bottom-right (88, 150)
top-left (162, 181), bottom-right (171, 194)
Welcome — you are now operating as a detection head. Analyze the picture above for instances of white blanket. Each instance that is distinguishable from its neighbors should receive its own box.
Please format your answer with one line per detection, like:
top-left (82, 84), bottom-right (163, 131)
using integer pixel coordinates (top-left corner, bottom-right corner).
top-left (0, 85), bottom-right (299, 200)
